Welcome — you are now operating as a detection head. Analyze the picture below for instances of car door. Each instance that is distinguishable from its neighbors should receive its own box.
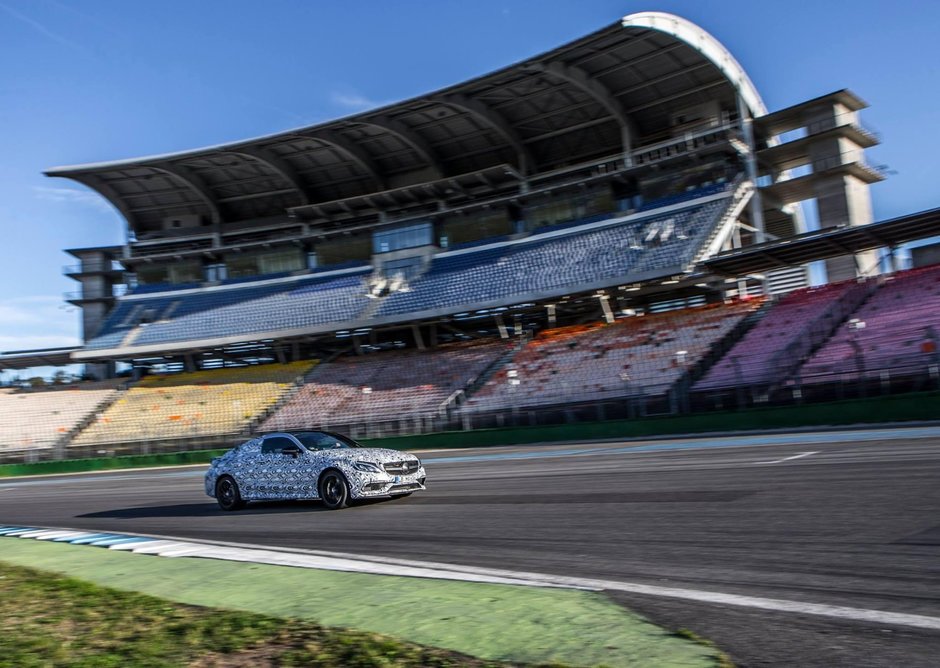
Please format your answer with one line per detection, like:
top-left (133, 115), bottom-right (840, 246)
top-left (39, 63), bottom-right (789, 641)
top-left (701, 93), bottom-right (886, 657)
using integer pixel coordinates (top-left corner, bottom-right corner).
top-left (259, 435), bottom-right (304, 499)
top-left (227, 439), bottom-right (262, 499)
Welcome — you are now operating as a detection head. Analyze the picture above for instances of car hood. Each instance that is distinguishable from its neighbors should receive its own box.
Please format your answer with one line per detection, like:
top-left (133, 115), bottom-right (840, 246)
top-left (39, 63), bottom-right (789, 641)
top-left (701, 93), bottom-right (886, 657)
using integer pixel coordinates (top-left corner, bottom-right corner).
top-left (319, 448), bottom-right (418, 464)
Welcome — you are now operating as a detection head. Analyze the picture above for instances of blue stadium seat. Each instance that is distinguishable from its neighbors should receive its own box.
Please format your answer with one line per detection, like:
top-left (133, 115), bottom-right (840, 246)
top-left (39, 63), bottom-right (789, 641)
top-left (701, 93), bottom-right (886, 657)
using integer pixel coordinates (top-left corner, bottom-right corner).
top-left (84, 185), bottom-right (734, 350)
top-left (377, 190), bottom-right (730, 318)
top-left (86, 269), bottom-right (372, 349)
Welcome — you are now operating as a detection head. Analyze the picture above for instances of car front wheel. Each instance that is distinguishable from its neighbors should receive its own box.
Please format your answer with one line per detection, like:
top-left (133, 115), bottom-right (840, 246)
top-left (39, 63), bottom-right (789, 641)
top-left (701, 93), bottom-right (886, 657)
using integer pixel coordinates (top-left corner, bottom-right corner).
top-left (319, 470), bottom-right (349, 510)
top-left (216, 475), bottom-right (246, 511)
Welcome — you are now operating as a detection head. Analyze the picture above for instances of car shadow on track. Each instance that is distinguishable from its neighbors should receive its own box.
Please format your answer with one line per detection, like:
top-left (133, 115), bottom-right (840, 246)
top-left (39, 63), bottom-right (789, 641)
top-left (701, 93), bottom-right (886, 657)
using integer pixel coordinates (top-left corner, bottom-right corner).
top-left (77, 498), bottom-right (396, 519)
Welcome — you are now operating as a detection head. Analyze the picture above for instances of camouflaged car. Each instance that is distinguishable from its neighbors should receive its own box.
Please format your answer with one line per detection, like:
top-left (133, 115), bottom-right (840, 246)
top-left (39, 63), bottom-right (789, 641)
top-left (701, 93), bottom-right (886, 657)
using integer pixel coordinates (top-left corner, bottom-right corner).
top-left (205, 430), bottom-right (426, 510)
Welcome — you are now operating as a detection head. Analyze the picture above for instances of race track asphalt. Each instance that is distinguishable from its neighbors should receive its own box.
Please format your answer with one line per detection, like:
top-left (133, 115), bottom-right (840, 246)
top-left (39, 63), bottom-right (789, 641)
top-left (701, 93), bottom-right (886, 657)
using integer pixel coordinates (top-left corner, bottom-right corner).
top-left (2, 427), bottom-right (940, 667)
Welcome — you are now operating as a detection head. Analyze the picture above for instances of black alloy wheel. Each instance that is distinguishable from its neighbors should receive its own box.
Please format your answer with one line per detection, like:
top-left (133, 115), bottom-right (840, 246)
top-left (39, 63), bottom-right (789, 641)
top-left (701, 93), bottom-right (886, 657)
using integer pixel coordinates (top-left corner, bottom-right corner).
top-left (319, 470), bottom-right (349, 510)
top-left (216, 475), bottom-right (245, 511)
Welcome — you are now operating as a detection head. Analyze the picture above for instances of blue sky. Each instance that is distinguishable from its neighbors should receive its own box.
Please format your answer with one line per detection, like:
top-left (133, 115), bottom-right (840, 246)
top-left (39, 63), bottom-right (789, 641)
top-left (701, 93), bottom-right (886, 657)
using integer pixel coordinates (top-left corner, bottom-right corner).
top-left (0, 0), bottom-right (938, 363)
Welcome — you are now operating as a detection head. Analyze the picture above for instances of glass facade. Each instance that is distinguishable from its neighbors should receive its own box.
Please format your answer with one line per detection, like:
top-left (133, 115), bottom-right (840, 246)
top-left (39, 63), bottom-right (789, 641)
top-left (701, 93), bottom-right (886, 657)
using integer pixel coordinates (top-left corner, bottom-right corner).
top-left (137, 260), bottom-right (203, 285)
top-left (383, 256), bottom-right (424, 281)
top-left (373, 222), bottom-right (433, 254)
top-left (524, 187), bottom-right (614, 232)
top-left (316, 234), bottom-right (371, 266)
top-left (227, 248), bottom-right (304, 278)
top-left (440, 210), bottom-right (512, 248)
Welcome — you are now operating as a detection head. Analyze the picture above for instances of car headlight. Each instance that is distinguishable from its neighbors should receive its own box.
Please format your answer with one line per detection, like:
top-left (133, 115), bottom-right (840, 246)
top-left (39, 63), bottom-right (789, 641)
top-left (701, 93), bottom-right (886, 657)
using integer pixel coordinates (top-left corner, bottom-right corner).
top-left (354, 461), bottom-right (383, 473)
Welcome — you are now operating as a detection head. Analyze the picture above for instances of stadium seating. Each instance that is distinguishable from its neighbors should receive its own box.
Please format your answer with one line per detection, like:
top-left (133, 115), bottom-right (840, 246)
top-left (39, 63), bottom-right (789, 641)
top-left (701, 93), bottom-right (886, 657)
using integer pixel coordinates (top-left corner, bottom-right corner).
top-left (694, 280), bottom-right (861, 390)
top-left (0, 385), bottom-right (118, 452)
top-left (378, 189), bottom-right (733, 318)
top-left (86, 269), bottom-right (372, 350)
top-left (263, 340), bottom-right (509, 429)
top-left (465, 300), bottom-right (760, 411)
top-left (83, 186), bottom-right (736, 353)
top-left (69, 361), bottom-right (314, 446)
top-left (637, 181), bottom-right (729, 212)
top-left (796, 265), bottom-right (940, 381)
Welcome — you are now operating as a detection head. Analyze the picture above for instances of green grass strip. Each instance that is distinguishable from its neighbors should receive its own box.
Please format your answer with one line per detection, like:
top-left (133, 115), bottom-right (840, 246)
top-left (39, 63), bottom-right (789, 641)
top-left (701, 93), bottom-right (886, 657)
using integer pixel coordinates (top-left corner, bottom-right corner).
top-left (0, 559), bottom-right (523, 667)
top-left (0, 537), bottom-right (721, 667)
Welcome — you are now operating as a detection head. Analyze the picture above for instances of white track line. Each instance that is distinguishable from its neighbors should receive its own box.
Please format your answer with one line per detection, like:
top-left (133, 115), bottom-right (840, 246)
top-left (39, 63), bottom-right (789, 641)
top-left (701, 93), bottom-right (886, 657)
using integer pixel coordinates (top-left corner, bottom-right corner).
top-left (568, 577), bottom-right (940, 631)
top-left (168, 538), bottom-right (940, 631)
top-left (756, 451), bottom-right (818, 465)
top-left (7, 527), bottom-right (940, 631)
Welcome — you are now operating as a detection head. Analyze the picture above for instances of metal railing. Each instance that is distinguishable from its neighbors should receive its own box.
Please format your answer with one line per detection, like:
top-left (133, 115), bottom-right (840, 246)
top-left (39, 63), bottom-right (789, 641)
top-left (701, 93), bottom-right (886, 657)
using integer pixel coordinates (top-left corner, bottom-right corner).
top-left (632, 125), bottom-right (735, 168)
top-left (63, 261), bottom-right (124, 274)
top-left (804, 112), bottom-right (879, 143)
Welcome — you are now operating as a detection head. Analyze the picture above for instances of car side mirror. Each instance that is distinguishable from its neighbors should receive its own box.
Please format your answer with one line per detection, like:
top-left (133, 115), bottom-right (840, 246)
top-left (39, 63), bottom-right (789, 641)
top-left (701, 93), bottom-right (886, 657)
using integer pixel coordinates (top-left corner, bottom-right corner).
top-left (280, 445), bottom-right (301, 457)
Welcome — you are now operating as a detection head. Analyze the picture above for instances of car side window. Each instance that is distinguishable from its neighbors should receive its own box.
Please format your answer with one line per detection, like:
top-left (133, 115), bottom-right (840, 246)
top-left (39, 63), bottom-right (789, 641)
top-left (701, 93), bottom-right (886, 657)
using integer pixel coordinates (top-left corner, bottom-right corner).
top-left (261, 436), bottom-right (296, 454)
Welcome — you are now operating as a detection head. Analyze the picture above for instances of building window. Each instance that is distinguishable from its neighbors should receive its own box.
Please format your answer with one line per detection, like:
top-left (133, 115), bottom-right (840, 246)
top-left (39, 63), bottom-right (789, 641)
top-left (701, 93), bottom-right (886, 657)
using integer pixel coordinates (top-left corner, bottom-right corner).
top-left (373, 222), bottom-right (433, 254)
top-left (226, 248), bottom-right (303, 278)
top-left (383, 256), bottom-right (423, 281)
top-left (206, 263), bottom-right (227, 281)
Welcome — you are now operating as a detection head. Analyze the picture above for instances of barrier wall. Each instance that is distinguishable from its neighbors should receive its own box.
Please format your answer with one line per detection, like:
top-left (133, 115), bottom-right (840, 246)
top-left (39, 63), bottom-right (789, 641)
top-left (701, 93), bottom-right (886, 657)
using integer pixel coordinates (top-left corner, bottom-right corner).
top-left (2, 390), bottom-right (937, 476)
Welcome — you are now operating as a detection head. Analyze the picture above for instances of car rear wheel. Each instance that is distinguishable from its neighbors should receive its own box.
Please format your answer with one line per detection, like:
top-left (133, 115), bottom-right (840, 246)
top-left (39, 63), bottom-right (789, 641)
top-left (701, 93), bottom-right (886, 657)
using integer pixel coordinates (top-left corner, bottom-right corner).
top-left (216, 475), bottom-right (246, 511)
top-left (319, 470), bottom-right (349, 510)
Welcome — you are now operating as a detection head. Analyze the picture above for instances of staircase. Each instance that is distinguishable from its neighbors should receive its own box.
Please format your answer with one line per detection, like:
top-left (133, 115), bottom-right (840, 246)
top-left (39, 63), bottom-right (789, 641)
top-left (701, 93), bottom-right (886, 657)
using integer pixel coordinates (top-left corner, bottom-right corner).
top-left (359, 256), bottom-right (434, 321)
top-left (668, 299), bottom-right (774, 411)
top-left (54, 385), bottom-right (129, 458)
top-left (120, 326), bottom-right (144, 347)
top-left (691, 177), bottom-right (754, 267)
top-left (770, 277), bottom-right (882, 391)
top-left (439, 338), bottom-right (523, 417)
top-left (358, 292), bottom-right (386, 321)
top-left (247, 360), bottom-right (325, 434)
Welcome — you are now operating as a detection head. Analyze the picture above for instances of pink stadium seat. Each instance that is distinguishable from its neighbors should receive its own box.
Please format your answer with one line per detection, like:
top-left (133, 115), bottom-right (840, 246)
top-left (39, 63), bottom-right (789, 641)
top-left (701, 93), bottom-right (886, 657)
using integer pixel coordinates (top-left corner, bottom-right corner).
top-left (262, 340), bottom-right (509, 429)
top-left (694, 281), bottom-right (858, 390)
top-left (465, 300), bottom-right (760, 411)
top-left (797, 265), bottom-right (940, 382)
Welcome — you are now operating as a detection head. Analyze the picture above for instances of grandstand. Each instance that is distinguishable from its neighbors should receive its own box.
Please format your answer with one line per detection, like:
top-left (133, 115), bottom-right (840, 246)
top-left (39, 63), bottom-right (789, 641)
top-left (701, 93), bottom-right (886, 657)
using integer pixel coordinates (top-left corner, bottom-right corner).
top-left (69, 362), bottom-right (313, 448)
top-left (0, 384), bottom-right (119, 454)
top-left (3, 11), bottom-right (938, 461)
top-left (797, 265), bottom-right (940, 383)
top-left (263, 340), bottom-right (508, 433)
top-left (467, 300), bottom-right (760, 412)
top-left (693, 280), bottom-right (872, 391)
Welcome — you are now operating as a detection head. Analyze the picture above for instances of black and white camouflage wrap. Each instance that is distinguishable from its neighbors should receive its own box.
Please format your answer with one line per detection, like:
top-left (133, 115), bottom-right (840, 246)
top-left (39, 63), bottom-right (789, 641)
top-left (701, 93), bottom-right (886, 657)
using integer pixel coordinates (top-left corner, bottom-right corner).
top-left (204, 433), bottom-right (426, 502)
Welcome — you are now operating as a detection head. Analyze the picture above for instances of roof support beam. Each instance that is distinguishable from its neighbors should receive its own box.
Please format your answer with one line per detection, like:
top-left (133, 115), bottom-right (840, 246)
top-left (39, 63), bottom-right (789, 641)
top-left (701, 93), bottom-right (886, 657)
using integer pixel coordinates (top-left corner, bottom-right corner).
top-left (434, 94), bottom-right (536, 175)
top-left (217, 188), bottom-right (300, 204)
top-left (524, 116), bottom-right (613, 144)
top-left (152, 164), bottom-right (222, 225)
top-left (611, 61), bottom-right (714, 99)
top-left (825, 238), bottom-right (856, 255)
top-left (227, 148), bottom-right (311, 206)
top-left (528, 62), bottom-right (636, 162)
top-left (759, 251), bottom-right (790, 268)
top-left (358, 116), bottom-right (444, 179)
top-left (861, 228), bottom-right (891, 247)
top-left (297, 131), bottom-right (386, 190)
top-left (624, 80), bottom-right (726, 115)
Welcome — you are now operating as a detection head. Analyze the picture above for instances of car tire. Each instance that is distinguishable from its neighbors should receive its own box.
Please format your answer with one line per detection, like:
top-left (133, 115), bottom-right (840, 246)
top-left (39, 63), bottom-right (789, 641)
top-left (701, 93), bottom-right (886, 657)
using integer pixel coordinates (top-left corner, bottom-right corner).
top-left (216, 475), bottom-right (246, 511)
top-left (319, 470), bottom-right (350, 510)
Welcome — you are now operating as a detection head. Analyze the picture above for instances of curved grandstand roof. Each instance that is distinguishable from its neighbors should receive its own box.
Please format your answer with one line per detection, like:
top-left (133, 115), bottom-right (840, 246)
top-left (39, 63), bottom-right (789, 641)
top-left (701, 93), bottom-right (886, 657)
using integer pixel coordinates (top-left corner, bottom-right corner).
top-left (45, 12), bottom-right (766, 231)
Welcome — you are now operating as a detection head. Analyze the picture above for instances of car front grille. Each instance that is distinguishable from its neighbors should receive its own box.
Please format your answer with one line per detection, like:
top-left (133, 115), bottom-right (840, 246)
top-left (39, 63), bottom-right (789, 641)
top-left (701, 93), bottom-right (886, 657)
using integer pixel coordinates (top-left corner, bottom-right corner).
top-left (389, 482), bottom-right (421, 493)
top-left (384, 460), bottom-right (420, 475)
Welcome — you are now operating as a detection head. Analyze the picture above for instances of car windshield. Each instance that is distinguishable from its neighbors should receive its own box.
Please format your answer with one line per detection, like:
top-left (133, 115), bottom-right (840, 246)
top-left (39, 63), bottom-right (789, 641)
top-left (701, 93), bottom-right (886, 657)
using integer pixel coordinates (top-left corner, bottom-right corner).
top-left (292, 431), bottom-right (361, 450)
